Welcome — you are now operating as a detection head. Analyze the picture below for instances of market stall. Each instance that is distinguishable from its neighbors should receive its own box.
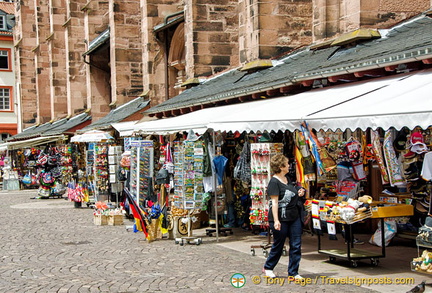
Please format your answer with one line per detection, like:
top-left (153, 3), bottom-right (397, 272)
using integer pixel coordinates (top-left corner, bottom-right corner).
top-left (70, 130), bottom-right (117, 206)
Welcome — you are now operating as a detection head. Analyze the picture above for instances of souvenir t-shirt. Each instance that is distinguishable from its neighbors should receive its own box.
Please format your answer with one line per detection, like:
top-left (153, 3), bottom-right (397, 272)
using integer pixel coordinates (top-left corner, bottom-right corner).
top-left (267, 176), bottom-right (300, 222)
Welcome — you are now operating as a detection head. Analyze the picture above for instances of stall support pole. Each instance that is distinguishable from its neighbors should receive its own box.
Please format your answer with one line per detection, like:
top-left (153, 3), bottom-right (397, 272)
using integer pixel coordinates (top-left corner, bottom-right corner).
top-left (212, 130), bottom-right (219, 242)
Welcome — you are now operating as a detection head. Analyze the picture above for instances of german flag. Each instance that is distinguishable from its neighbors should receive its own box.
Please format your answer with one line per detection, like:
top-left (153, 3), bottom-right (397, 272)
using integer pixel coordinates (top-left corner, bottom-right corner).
top-left (123, 188), bottom-right (148, 238)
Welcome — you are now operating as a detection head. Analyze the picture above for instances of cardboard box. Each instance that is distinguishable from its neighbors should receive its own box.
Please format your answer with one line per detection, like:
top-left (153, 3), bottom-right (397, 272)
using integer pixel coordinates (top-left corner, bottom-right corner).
top-left (371, 203), bottom-right (414, 218)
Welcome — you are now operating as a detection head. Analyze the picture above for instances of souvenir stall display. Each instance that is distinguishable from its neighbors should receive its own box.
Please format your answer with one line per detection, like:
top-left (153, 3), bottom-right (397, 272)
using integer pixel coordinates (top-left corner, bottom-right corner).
top-left (0, 150), bottom-right (5, 187)
top-left (85, 143), bottom-right (95, 201)
top-left (108, 145), bottom-right (123, 205)
top-left (413, 214), bottom-right (432, 275)
top-left (93, 201), bottom-right (124, 226)
top-left (129, 140), bottom-right (154, 209)
top-left (171, 140), bottom-right (204, 245)
top-left (63, 143), bottom-right (93, 206)
top-left (249, 143), bottom-right (283, 226)
top-left (295, 127), bottom-right (432, 268)
top-left (20, 148), bottom-right (40, 189)
top-left (36, 146), bottom-right (63, 198)
top-left (2, 157), bottom-right (20, 191)
top-left (59, 145), bottom-right (73, 184)
top-left (249, 142), bottom-right (283, 256)
top-left (94, 143), bottom-right (109, 202)
top-left (78, 142), bottom-right (109, 205)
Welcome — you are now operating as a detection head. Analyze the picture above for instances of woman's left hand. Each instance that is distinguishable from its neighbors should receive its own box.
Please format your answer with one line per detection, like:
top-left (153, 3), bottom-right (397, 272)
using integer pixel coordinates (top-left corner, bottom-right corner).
top-left (298, 188), bottom-right (306, 197)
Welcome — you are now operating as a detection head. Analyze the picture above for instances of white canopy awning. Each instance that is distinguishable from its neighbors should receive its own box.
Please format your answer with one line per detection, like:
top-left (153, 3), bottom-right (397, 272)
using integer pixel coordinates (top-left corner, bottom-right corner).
top-left (207, 73), bottom-right (404, 133)
top-left (112, 121), bottom-right (138, 137)
top-left (70, 130), bottom-right (113, 143)
top-left (305, 69), bottom-right (432, 131)
top-left (134, 103), bottom-right (255, 135)
top-left (133, 69), bottom-right (432, 135)
top-left (0, 135), bottom-right (66, 150)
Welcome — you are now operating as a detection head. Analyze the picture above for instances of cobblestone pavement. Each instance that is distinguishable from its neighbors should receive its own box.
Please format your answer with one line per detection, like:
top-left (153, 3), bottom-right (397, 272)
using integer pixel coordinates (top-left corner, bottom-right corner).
top-left (0, 189), bottom-right (420, 292)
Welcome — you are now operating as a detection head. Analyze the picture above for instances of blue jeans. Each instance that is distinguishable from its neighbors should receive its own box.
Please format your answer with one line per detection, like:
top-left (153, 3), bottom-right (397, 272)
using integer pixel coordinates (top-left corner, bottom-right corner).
top-left (225, 201), bottom-right (237, 227)
top-left (264, 217), bottom-right (302, 276)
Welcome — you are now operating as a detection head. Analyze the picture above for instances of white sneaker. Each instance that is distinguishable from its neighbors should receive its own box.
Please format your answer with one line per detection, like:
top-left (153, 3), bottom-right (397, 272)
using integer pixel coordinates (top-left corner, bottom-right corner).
top-left (264, 269), bottom-right (276, 278)
top-left (294, 274), bottom-right (304, 280)
top-left (289, 274), bottom-right (304, 280)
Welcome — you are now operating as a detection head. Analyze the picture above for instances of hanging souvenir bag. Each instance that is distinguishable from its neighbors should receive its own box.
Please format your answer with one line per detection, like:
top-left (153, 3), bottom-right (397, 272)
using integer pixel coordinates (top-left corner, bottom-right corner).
top-left (52, 181), bottom-right (66, 195)
top-left (51, 166), bottom-right (62, 178)
top-left (163, 142), bottom-right (175, 174)
top-left (351, 161), bottom-right (366, 180)
top-left (117, 167), bottom-right (127, 181)
top-left (37, 152), bottom-right (48, 166)
top-left (75, 184), bottom-right (85, 202)
top-left (345, 139), bottom-right (363, 162)
top-left (234, 141), bottom-right (251, 183)
top-left (345, 139), bottom-right (366, 180)
top-left (67, 181), bottom-right (77, 201)
top-left (31, 173), bottom-right (38, 186)
top-left (22, 172), bottom-right (32, 185)
top-left (42, 171), bottom-right (55, 185)
top-left (38, 186), bottom-right (50, 198)
top-left (47, 147), bottom-right (60, 166)
top-left (82, 185), bottom-right (90, 202)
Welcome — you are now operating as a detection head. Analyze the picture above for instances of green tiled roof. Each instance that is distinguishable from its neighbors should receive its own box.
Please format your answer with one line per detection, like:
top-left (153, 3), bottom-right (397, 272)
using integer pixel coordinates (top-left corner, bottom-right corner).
top-left (80, 97), bottom-right (149, 131)
top-left (7, 113), bottom-right (91, 141)
top-left (147, 12), bottom-right (432, 115)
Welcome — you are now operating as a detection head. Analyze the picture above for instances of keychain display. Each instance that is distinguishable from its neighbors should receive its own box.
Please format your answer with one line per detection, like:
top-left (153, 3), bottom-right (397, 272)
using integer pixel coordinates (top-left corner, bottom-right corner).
top-left (249, 143), bottom-right (283, 225)
top-left (94, 144), bottom-right (109, 196)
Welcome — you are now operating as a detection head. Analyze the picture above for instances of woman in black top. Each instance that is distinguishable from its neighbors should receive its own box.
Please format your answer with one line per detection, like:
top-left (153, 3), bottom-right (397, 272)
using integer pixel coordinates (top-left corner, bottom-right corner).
top-left (263, 154), bottom-right (306, 280)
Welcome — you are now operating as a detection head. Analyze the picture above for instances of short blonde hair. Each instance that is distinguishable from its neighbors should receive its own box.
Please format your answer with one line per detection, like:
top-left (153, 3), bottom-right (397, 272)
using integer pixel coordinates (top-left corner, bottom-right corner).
top-left (270, 153), bottom-right (288, 174)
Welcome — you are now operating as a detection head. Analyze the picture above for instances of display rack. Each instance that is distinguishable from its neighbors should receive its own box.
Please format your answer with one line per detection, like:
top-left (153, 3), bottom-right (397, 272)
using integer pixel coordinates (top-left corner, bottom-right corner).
top-left (129, 140), bottom-right (154, 209)
top-left (316, 202), bottom-right (413, 267)
top-left (94, 143), bottom-right (109, 202)
top-left (317, 219), bottom-right (384, 268)
top-left (411, 216), bottom-right (432, 275)
top-left (172, 140), bottom-right (203, 245)
top-left (108, 145), bottom-right (123, 206)
top-left (249, 143), bottom-right (284, 256)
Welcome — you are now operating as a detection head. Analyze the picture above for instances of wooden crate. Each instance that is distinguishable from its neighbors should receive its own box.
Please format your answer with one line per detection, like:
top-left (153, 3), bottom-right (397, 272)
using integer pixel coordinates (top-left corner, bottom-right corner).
top-left (107, 215), bottom-right (124, 226)
top-left (94, 215), bottom-right (108, 225)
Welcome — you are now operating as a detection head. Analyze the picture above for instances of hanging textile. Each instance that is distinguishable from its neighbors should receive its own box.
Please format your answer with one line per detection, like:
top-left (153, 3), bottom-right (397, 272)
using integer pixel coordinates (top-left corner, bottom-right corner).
top-left (294, 145), bottom-right (308, 189)
top-left (421, 152), bottom-right (432, 181)
top-left (233, 141), bottom-right (251, 183)
top-left (345, 138), bottom-right (366, 180)
top-left (294, 130), bottom-right (316, 182)
top-left (300, 122), bottom-right (337, 176)
top-left (306, 124), bottom-right (336, 173)
top-left (300, 123), bottom-right (324, 176)
top-left (383, 130), bottom-right (405, 187)
top-left (213, 155), bottom-right (228, 185)
top-left (202, 132), bottom-right (213, 177)
top-left (371, 130), bottom-right (389, 184)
